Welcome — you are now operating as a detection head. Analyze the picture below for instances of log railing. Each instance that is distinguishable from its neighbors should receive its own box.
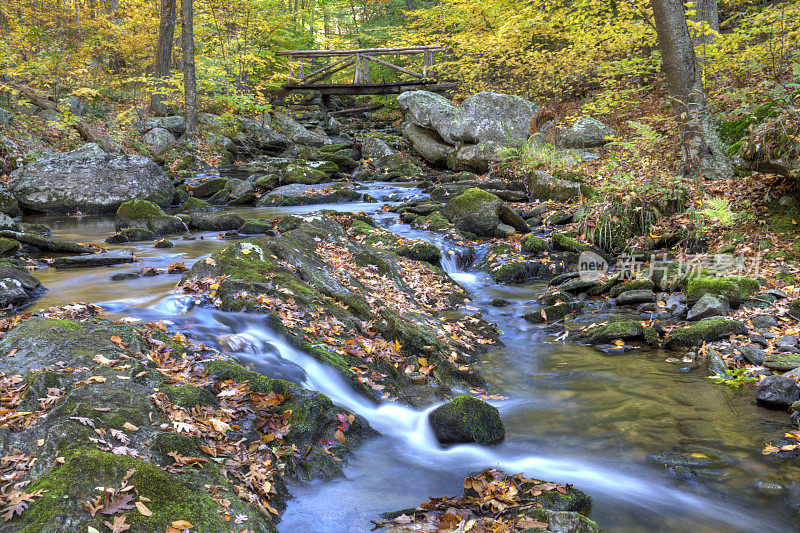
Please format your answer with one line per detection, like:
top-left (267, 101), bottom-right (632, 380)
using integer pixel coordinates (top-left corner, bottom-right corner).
top-left (276, 46), bottom-right (445, 87)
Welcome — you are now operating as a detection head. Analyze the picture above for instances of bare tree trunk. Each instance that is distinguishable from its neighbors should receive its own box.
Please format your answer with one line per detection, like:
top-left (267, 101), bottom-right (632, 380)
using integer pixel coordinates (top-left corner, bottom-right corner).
top-left (691, 0), bottom-right (720, 44)
top-left (150, 0), bottom-right (176, 116)
top-left (651, 0), bottom-right (731, 178)
top-left (181, 0), bottom-right (198, 137)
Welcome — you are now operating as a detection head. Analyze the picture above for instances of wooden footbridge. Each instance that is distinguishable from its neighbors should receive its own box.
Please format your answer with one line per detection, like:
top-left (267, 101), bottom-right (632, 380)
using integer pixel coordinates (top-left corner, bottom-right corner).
top-left (276, 46), bottom-right (456, 96)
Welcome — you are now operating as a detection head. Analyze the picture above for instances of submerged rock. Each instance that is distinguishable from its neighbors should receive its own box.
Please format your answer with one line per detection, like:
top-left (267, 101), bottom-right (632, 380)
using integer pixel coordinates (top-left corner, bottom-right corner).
top-left (53, 249), bottom-right (136, 268)
top-left (9, 143), bottom-right (174, 214)
top-left (428, 395), bottom-right (505, 445)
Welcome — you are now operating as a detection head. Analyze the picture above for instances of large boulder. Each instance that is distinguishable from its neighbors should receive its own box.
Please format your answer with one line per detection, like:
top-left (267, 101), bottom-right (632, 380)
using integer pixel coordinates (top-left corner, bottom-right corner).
top-left (428, 396), bottom-right (505, 445)
top-left (561, 117), bottom-right (614, 148)
top-left (443, 188), bottom-right (530, 237)
top-left (143, 127), bottom-right (176, 155)
top-left (9, 144), bottom-right (174, 214)
top-left (142, 115), bottom-right (186, 136)
top-left (397, 91), bottom-right (460, 144)
top-left (235, 117), bottom-right (290, 153)
top-left (401, 123), bottom-right (451, 167)
top-left (756, 375), bottom-right (800, 409)
top-left (398, 90), bottom-right (539, 173)
top-left (115, 198), bottom-right (186, 236)
top-left (273, 113), bottom-right (329, 147)
top-left (526, 170), bottom-right (583, 202)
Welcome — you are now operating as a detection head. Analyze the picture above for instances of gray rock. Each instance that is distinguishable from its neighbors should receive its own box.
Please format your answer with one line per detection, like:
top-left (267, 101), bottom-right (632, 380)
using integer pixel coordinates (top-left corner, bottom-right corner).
top-left (361, 136), bottom-right (395, 159)
top-left (708, 351), bottom-right (731, 378)
top-left (756, 375), bottom-right (800, 409)
top-left (750, 315), bottom-right (779, 329)
top-left (189, 212), bottom-right (246, 231)
top-left (739, 344), bottom-right (766, 365)
top-left (0, 108), bottom-right (12, 125)
top-left (143, 127), bottom-right (176, 155)
top-left (0, 267), bottom-right (44, 308)
top-left (0, 230), bottom-right (93, 254)
top-left (616, 289), bottom-right (656, 306)
top-left (0, 213), bottom-right (17, 231)
top-left (235, 117), bottom-right (290, 153)
top-left (401, 122), bottom-right (451, 167)
top-left (59, 95), bottom-right (85, 116)
top-left (526, 170), bottom-right (582, 202)
top-left (776, 336), bottom-right (798, 349)
top-left (763, 354), bottom-right (800, 371)
top-left (53, 249), bottom-right (136, 269)
top-left (687, 293), bottom-right (731, 321)
top-left (9, 144), bottom-right (173, 214)
top-left (273, 113), bottom-right (329, 147)
top-left (397, 91), bottom-right (460, 144)
top-left (562, 117), bottom-right (614, 148)
top-left (665, 293), bottom-right (688, 317)
top-left (143, 115), bottom-right (186, 135)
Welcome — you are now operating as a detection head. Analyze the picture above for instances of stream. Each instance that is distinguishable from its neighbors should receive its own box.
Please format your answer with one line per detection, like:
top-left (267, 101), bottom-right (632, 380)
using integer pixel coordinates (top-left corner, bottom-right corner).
top-left (22, 180), bottom-right (800, 532)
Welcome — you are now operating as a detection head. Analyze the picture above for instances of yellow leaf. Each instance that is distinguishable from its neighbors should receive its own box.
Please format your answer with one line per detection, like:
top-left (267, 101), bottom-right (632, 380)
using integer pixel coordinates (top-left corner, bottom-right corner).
top-left (135, 501), bottom-right (153, 516)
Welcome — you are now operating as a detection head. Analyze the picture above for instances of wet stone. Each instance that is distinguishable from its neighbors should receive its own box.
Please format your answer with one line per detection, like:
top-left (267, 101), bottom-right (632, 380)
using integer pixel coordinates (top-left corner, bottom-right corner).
top-left (53, 249), bottom-right (136, 269)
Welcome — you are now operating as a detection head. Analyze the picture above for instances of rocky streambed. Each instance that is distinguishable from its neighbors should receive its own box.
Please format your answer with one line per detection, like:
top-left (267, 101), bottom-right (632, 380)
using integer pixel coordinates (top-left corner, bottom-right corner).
top-left (0, 91), bottom-right (798, 532)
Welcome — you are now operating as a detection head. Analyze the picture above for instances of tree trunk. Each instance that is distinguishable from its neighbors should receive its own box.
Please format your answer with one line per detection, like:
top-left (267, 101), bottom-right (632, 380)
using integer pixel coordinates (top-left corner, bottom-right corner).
top-left (651, 0), bottom-right (731, 178)
top-left (150, 0), bottom-right (177, 116)
top-left (691, 0), bottom-right (720, 44)
top-left (181, 0), bottom-right (198, 137)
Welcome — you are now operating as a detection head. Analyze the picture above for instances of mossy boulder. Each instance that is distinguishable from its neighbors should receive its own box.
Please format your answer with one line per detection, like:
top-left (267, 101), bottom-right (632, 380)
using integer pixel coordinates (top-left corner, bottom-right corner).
top-left (190, 177), bottom-right (229, 198)
top-left (521, 235), bottom-right (549, 255)
top-left (396, 241), bottom-right (442, 264)
top-left (490, 261), bottom-right (529, 284)
top-left (608, 279), bottom-right (654, 298)
top-left (0, 190), bottom-right (22, 217)
top-left (571, 318), bottom-right (644, 345)
top-left (663, 317), bottom-right (748, 350)
top-left (115, 198), bottom-right (186, 236)
top-left (0, 237), bottom-right (20, 254)
top-left (180, 196), bottom-right (214, 212)
top-left (105, 227), bottom-right (157, 243)
top-left (442, 188), bottom-right (529, 237)
top-left (552, 233), bottom-right (610, 262)
top-left (685, 276), bottom-right (760, 307)
top-left (411, 212), bottom-right (456, 233)
top-left (428, 395), bottom-right (504, 445)
top-left (282, 164), bottom-right (327, 185)
top-left (523, 302), bottom-right (583, 324)
top-left (239, 219), bottom-right (274, 235)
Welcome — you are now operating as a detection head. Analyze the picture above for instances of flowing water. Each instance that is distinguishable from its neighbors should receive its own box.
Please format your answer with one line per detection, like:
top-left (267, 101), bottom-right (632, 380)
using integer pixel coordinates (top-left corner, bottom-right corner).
top-left (22, 181), bottom-right (800, 532)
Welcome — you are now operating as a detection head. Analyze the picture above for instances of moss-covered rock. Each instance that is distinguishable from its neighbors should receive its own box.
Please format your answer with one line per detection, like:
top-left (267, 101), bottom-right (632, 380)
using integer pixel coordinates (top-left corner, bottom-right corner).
top-left (396, 241), bottom-right (441, 264)
top-left (442, 188), bottom-right (529, 237)
top-left (552, 233), bottom-right (610, 261)
top-left (115, 198), bottom-right (186, 236)
top-left (521, 235), bottom-right (549, 255)
top-left (239, 218), bottom-right (274, 235)
top-left (188, 212), bottom-right (245, 231)
top-left (523, 302), bottom-right (583, 324)
top-left (180, 196), bottom-right (214, 212)
top-left (490, 261), bottom-right (529, 284)
top-left (191, 177), bottom-right (229, 198)
top-left (428, 395), bottom-right (504, 445)
top-left (411, 212), bottom-right (457, 234)
top-left (282, 164), bottom-right (327, 185)
top-left (663, 317), bottom-right (748, 350)
top-left (0, 237), bottom-right (20, 254)
top-left (685, 276), bottom-right (760, 306)
top-left (105, 227), bottom-right (157, 243)
top-left (571, 318), bottom-right (644, 345)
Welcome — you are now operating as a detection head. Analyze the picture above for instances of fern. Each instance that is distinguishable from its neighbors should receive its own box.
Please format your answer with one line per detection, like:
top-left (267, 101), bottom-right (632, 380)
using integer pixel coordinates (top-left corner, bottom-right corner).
top-left (699, 197), bottom-right (736, 227)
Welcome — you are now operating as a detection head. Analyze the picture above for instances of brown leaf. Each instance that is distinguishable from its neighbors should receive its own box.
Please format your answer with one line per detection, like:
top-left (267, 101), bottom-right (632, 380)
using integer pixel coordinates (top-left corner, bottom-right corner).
top-left (134, 501), bottom-right (152, 517)
top-left (102, 492), bottom-right (135, 515)
top-left (104, 514), bottom-right (131, 533)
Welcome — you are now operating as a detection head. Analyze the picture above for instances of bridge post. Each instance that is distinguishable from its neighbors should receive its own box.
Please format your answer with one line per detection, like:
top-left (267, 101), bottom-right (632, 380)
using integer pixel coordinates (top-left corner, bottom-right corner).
top-left (363, 56), bottom-right (370, 84)
top-left (354, 53), bottom-right (362, 84)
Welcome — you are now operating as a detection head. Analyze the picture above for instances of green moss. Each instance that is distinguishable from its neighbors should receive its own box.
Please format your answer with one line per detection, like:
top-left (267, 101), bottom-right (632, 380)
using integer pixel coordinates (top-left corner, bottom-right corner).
top-left (718, 102), bottom-right (776, 145)
top-left (0, 237), bottom-right (20, 254)
top-left (282, 164), bottom-right (327, 185)
top-left (609, 279), bottom-right (654, 298)
top-left (205, 360), bottom-right (298, 396)
top-left (685, 276), bottom-right (760, 306)
top-left (572, 319), bottom-right (644, 345)
top-left (396, 242), bottom-right (441, 264)
top-left (428, 395), bottom-right (505, 445)
top-left (161, 384), bottom-right (218, 408)
top-left (521, 235), bottom-right (548, 255)
top-left (663, 317), bottom-right (748, 350)
top-left (116, 198), bottom-right (165, 219)
top-left (491, 261), bottom-right (528, 284)
top-left (180, 197), bottom-right (214, 212)
top-left (21, 448), bottom-right (275, 533)
top-left (522, 302), bottom-right (583, 324)
top-left (151, 432), bottom-right (203, 459)
top-left (412, 212), bottom-right (454, 233)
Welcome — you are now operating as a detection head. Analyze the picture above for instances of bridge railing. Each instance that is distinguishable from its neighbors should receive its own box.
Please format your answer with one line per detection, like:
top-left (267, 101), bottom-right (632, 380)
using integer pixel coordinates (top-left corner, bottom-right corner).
top-left (276, 46), bottom-right (445, 88)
